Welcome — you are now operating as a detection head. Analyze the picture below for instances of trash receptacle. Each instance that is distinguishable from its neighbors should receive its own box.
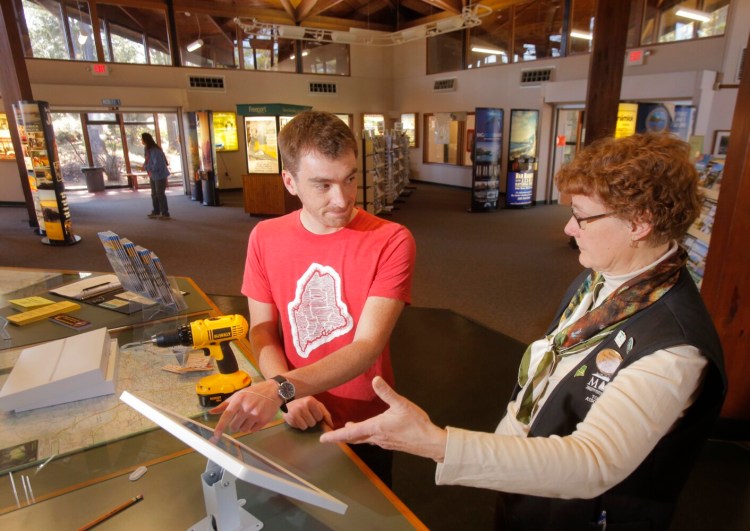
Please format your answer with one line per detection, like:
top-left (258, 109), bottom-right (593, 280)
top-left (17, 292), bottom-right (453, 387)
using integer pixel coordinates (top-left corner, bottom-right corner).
top-left (81, 167), bottom-right (105, 193)
top-left (200, 170), bottom-right (220, 206)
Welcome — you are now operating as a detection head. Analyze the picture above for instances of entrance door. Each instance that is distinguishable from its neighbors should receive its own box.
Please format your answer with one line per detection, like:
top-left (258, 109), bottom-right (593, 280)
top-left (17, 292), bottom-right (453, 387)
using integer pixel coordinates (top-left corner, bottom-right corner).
top-left (548, 107), bottom-right (584, 204)
top-left (51, 110), bottom-right (184, 191)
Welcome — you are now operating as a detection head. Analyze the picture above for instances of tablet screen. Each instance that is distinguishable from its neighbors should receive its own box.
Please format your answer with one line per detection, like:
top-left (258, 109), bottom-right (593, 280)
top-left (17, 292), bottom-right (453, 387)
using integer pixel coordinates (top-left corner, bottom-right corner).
top-left (120, 391), bottom-right (347, 514)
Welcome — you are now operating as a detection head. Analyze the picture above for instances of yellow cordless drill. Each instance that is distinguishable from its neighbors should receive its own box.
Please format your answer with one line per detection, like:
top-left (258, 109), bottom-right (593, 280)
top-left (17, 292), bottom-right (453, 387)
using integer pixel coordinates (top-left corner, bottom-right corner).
top-left (152, 314), bottom-right (251, 407)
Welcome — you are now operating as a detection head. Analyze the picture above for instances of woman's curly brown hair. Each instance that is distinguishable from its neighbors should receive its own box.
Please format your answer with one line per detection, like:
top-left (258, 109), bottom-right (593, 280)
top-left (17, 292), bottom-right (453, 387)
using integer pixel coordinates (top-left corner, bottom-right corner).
top-left (554, 133), bottom-right (701, 245)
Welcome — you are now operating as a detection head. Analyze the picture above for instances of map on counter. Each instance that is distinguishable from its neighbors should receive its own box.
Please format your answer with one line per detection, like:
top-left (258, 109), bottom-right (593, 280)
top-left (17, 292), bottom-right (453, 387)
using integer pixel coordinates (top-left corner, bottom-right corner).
top-left (0, 341), bottom-right (261, 465)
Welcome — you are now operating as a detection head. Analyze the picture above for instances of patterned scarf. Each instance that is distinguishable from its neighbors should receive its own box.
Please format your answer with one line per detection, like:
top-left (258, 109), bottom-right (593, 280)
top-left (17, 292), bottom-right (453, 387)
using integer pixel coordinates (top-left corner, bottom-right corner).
top-left (516, 246), bottom-right (688, 424)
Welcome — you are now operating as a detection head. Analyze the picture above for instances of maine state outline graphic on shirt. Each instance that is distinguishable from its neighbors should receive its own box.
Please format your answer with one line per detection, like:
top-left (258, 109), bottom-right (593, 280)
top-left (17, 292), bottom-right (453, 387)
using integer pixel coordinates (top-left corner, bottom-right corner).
top-left (288, 263), bottom-right (353, 358)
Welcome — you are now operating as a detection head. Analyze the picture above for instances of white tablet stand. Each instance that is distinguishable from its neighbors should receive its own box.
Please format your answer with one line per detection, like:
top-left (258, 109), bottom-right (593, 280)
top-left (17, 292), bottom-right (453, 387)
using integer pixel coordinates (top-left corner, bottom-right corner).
top-left (120, 391), bottom-right (347, 531)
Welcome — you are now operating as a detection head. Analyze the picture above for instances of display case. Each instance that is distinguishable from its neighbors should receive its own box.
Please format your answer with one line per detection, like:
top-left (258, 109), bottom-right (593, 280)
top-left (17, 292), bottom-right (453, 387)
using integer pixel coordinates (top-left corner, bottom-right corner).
top-left (237, 104), bottom-right (309, 216)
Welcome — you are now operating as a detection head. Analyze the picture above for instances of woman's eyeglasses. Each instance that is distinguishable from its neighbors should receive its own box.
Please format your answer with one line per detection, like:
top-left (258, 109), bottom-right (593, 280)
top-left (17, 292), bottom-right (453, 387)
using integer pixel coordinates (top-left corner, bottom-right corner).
top-left (571, 209), bottom-right (613, 229)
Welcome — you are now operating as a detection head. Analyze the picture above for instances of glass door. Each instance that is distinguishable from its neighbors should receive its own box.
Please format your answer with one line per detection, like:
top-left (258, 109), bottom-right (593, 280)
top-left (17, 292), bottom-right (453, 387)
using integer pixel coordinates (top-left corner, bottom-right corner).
top-left (548, 107), bottom-right (584, 204)
top-left (86, 113), bottom-right (128, 187)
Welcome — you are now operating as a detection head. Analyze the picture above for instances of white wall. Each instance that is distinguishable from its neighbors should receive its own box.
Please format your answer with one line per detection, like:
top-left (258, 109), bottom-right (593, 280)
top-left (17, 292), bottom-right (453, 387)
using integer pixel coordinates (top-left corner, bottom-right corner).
top-left (391, 33), bottom-right (741, 201)
top-left (0, 96), bottom-right (27, 202)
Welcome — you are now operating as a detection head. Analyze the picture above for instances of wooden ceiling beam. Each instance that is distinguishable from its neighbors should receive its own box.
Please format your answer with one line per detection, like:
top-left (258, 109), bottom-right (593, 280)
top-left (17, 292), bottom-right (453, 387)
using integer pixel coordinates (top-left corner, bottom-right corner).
top-left (419, 0), bottom-right (462, 15)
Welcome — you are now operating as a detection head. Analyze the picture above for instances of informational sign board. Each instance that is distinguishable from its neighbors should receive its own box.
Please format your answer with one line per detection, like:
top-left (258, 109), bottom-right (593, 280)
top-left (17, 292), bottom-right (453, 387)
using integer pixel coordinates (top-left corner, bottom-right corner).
top-left (469, 107), bottom-right (503, 212)
top-left (505, 109), bottom-right (539, 208)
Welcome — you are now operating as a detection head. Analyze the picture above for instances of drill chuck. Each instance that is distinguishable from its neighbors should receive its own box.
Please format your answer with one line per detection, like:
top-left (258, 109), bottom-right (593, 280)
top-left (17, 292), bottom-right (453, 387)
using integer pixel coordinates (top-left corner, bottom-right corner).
top-left (152, 324), bottom-right (193, 348)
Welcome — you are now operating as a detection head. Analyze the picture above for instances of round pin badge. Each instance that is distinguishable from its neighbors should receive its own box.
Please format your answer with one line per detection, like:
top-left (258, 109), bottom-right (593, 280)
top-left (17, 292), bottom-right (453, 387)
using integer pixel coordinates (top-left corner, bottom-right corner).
top-left (596, 348), bottom-right (623, 376)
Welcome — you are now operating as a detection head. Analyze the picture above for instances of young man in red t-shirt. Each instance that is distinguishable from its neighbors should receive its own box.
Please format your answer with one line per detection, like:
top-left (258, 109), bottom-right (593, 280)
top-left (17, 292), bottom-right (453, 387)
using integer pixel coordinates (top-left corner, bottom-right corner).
top-left (211, 111), bottom-right (416, 484)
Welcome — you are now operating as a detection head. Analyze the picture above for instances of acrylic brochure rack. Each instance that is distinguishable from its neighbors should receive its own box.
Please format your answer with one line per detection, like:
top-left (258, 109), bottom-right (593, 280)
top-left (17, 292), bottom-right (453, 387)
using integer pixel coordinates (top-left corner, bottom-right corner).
top-left (97, 231), bottom-right (187, 320)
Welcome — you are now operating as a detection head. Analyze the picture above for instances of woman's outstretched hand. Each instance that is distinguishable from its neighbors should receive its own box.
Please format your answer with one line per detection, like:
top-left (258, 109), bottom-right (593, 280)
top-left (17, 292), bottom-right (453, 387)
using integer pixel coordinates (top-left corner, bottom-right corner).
top-left (319, 376), bottom-right (447, 463)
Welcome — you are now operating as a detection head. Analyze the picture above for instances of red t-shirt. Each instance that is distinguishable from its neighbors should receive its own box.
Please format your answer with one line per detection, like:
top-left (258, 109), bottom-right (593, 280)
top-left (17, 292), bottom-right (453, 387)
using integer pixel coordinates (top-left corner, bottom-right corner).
top-left (242, 209), bottom-right (416, 427)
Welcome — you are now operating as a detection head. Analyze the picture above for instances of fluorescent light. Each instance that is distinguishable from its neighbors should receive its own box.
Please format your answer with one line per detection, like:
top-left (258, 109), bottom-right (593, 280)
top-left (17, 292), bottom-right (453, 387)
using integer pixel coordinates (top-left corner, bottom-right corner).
top-left (570, 30), bottom-right (593, 40)
top-left (675, 7), bottom-right (711, 22)
top-left (472, 46), bottom-right (505, 55)
top-left (186, 39), bottom-right (203, 52)
top-left (278, 26), bottom-right (306, 38)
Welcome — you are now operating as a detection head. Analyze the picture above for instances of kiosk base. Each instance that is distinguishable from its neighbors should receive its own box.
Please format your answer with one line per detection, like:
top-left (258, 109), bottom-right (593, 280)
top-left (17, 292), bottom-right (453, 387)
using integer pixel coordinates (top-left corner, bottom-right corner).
top-left (189, 460), bottom-right (262, 531)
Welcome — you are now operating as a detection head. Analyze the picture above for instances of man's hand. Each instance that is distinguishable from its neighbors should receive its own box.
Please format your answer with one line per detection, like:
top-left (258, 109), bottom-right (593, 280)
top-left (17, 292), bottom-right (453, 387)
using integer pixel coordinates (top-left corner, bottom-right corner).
top-left (320, 376), bottom-right (448, 463)
top-left (284, 396), bottom-right (333, 430)
top-left (210, 380), bottom-right (281, 438)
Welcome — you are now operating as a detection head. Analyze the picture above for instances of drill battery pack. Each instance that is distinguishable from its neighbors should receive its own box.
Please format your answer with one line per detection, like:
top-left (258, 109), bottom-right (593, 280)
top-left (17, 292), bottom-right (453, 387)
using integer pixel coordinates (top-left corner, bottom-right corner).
top-left (196, 371), bottom-right (251, 407)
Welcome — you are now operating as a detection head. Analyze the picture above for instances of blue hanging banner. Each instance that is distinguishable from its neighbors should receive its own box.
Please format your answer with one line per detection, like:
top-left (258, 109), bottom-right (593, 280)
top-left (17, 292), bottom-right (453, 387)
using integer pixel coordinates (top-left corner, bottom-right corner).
top-left (469, 107), bottom-right (503, 212)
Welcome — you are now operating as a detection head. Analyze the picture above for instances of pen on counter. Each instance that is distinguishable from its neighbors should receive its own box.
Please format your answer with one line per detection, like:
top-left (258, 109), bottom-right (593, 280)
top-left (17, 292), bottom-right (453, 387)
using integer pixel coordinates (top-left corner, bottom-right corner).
top-left (82, 282), bottom-right (111, 292)
top-left (77, 494), bottom-right (144, 531)
top-left (8, 471), bottom-right (20, 508)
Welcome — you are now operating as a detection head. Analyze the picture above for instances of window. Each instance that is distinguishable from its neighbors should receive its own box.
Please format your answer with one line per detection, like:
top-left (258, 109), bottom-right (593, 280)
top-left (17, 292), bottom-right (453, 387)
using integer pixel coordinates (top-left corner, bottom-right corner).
top-left (21, 0), bottom-right (69, 59)
top-left (176, 11), bottom-right (237, 68)
top-left (301, 41), bottom-right (350, 75)
top-left (363, 114), bottom-right (385, 135)
top-left (97, 3), bottom-right (170, 65)
top-left (400, 113), bottom-right (418, 147)
top-left (514, 0), bottom-right (563, 62)
top-left (426, 31), bottom-right (464, 74)
top-left (641, 0), bottom-right (729, 44)
top-left (467, 7), bottom-right (512, 69)
top-left (569, 2), bottom-right (596, 55)
top-left (238, 31), bottom-right (296, 71)
top-left (424, 113), bottom-right (464, 165)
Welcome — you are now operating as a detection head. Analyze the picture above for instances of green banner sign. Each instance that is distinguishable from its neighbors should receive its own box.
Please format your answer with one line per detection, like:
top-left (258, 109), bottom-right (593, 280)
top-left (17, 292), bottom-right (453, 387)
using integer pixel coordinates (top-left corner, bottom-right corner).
top-left (236, 103), bottom-right (311, 116)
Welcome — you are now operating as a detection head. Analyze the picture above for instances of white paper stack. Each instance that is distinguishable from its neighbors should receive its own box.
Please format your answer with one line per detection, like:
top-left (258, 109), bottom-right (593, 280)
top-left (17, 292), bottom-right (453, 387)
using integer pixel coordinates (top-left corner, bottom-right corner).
top-left (0, 328), bottom-right (118, 412)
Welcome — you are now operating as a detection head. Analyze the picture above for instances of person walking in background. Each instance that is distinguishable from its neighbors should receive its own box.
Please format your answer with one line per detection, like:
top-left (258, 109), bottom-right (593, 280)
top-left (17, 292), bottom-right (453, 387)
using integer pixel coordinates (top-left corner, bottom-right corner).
top-left (321, 133), bottom-right (726, 530)
top-left (141, 132), bottom-right (170, 219)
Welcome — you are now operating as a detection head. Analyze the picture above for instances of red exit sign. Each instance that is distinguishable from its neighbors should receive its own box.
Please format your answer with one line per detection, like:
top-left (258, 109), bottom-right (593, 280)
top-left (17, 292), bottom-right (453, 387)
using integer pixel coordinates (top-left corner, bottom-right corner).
top-left (91, 63), bottom-right (109, 76)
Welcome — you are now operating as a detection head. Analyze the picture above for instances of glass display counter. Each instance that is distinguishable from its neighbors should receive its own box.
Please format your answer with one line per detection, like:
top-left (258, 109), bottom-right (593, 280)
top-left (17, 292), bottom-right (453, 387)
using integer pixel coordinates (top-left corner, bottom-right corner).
top-left (0, 267), bottom-right (424, 529)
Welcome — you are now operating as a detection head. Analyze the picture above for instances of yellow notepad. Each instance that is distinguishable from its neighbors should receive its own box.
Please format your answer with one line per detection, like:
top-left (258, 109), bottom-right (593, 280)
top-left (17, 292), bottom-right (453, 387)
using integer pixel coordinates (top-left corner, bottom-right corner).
top-left (8, 296), bottom-right (56, 312)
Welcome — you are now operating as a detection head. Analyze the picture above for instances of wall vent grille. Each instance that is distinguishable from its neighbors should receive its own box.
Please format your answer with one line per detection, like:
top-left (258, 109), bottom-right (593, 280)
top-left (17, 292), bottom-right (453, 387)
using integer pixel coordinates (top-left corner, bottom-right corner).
top-left (188, 76), bottom-right (225, 90)
top-left (309, 82), bottom-right (337, 94)
top-left (520, 68), bottom-right (553, 86)
top-left (433, 78), bottom-right (457, 92)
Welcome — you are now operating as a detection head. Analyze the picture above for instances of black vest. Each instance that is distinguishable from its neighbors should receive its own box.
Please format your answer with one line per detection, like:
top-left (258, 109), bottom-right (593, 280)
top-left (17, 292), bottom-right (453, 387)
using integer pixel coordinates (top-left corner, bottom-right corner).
top-left (498, 267), bottom-right (726, 531)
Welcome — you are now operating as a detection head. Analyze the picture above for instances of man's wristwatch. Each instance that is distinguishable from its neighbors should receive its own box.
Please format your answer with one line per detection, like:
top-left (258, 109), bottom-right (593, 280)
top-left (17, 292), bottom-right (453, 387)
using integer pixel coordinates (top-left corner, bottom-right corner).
top-left (271, 375), bottom-right (296, 413)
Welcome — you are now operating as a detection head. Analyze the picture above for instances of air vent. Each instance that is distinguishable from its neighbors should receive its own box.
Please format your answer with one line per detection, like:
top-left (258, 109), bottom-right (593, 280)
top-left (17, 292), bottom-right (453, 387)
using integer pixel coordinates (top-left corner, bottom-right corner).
top-left (738, 47), bottom-right (746, 83)
top-left (309, 82), bottom-right (337, 94)
top-left (188, 76), bottom-right (225, 91)
top-left (433, 78), bottom-right (457, 92)
top-left (520, 68), bottom-right (553, 86)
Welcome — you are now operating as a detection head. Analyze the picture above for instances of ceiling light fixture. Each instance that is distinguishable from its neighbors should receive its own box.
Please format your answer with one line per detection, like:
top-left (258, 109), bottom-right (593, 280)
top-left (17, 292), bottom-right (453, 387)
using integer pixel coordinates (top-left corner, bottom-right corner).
top-left (187, 39), bottom-right (204, 52)
top-left (570, 30), bottom-right (593, 40)
top-left (675, 7), bottom-right (711, 23)
top-left (234, 5), bottom-right (493, 47)
top-left (471, 46), bottom-right (506, 55)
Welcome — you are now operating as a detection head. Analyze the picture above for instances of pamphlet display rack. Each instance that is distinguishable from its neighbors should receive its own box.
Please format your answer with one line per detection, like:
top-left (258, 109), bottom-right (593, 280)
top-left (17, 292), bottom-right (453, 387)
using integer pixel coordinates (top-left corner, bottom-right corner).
top-left (361, 130), bottom-right (411, 215)
top-left (682, 154), bottom-right (724, 288)
top-left (97, 231), bottom-right (187, 316)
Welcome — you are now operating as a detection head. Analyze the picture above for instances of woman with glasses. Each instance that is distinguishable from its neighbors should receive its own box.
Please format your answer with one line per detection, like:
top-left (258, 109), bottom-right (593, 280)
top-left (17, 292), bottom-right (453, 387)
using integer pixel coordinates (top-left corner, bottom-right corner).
top-left (322, 133), bottom-right (726, 531)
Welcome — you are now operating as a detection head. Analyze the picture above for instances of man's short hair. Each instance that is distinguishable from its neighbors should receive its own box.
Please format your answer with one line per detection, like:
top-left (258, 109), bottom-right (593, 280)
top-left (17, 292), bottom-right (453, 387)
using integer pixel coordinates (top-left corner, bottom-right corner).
top-left (278, 111), bottom-right (358, 175)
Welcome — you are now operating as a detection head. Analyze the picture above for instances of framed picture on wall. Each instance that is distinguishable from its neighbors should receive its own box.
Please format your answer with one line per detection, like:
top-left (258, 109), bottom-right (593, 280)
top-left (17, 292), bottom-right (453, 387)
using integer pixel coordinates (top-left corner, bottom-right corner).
top-left (712, 130), bottom-right (730, 155)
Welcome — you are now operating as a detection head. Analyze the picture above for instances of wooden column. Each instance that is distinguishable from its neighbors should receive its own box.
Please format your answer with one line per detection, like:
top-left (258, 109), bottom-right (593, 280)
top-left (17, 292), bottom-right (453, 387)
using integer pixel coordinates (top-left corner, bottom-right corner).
top-left (701, 33), bottom-right (750, 421)
top-left (0, 0), bottom-right (36, 225)
top-left (582, 1), bottom-right (631, 146)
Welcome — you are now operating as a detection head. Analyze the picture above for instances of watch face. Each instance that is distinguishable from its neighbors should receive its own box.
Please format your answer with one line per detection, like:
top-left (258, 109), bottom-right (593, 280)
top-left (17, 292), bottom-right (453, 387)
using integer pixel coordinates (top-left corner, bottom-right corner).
top-left (278, 381), bottom-right (295, 401)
